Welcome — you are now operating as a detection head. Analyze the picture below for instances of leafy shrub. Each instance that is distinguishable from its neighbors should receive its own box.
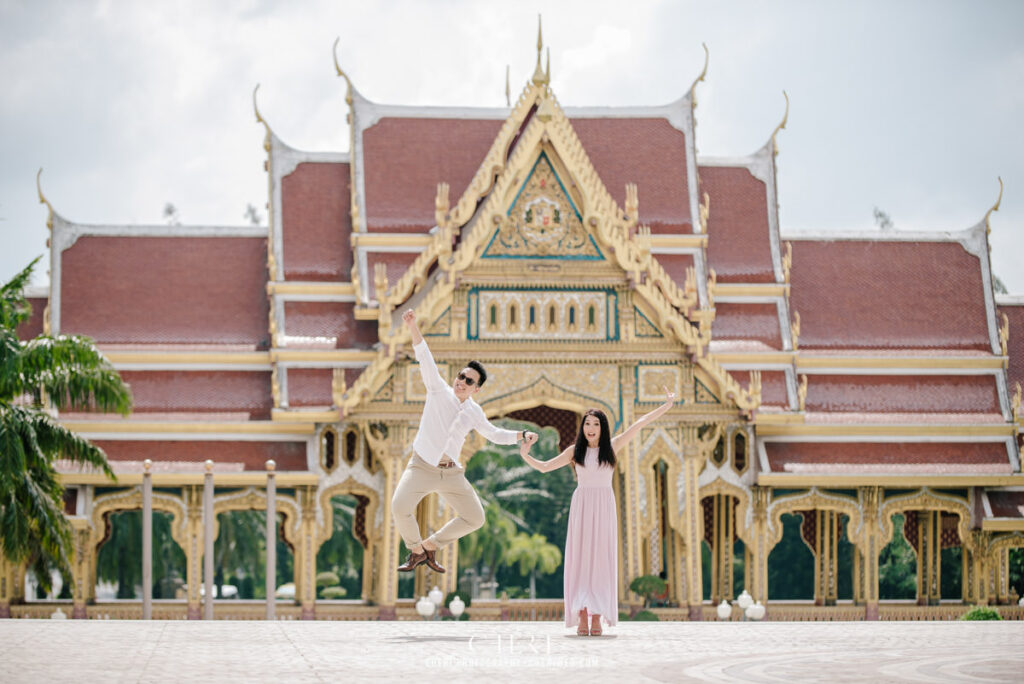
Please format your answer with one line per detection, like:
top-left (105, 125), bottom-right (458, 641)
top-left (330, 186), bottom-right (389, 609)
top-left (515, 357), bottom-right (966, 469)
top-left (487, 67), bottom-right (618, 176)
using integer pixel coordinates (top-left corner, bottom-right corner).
top-left (960, 605), bottom-right (1001, 621)
top-left (631, 609), bottom-right (659, 621)
top-left (316, 571), bottom-right (340, 587)
top-left (320, 586), bottom-right (347, 599)
top-left (629, 575), bottom-right (668, 607)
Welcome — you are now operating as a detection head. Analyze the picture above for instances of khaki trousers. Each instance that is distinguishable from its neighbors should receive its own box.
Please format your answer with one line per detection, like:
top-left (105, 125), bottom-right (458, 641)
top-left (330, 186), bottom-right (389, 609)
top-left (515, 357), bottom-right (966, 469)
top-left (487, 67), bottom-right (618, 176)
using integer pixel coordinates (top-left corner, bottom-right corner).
top-left (391, 454), bottom-right (485, 550)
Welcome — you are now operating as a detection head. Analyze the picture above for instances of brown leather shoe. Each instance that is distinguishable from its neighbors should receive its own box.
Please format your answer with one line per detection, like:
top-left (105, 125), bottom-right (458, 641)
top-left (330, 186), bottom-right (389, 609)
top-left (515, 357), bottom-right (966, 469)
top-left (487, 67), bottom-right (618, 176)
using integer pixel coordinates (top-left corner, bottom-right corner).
top-left (397, 549), bottom-right (427, 572)
top-left (423, 548), bottom-right (446, 573)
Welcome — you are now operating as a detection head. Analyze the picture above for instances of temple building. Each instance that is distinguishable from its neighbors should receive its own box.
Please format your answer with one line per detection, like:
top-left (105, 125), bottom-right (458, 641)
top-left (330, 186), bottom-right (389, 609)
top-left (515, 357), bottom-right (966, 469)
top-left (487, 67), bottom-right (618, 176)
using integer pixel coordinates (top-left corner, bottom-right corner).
top-left (5, 35), bottom-right (1023, 621)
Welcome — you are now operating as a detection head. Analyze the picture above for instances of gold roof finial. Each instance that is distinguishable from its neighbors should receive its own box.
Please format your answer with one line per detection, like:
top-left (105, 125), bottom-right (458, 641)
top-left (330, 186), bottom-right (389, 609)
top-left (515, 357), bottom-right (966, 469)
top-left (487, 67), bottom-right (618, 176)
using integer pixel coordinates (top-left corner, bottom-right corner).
top-left (36, 168), bottom-right (55, 232)
top-left (333, 37), bottom-right (354, 105)
top-left (531, 15), bottom-right (548, 85)
top-left (505, 65), bottom-right (511, 107)
top-left (771, 90), bottom-right (789, 157)
top-left (688, 43), bottom-right (709, 105)
top-left (545, 47), bottom-right (551, 83)
top-left (984, 176), bottom-right (1003, 236)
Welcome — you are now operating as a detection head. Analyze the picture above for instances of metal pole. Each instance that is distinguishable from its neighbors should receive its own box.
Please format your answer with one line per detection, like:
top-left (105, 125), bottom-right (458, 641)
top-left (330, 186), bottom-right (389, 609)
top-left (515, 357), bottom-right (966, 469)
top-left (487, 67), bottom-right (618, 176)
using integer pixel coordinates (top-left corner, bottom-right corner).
top-left (203, 460), bottom-right (214, 620)
top-left (265, 459), bottom-right (276, 621)
top-left (142, 459), bottom-right (153, 620)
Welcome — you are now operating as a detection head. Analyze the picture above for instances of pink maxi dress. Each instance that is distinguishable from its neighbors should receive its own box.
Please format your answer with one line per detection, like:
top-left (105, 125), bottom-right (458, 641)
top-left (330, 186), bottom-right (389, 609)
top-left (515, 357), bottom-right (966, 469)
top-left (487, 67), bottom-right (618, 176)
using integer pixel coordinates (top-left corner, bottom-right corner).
top-left (564, 446), bottom-right (618, 628)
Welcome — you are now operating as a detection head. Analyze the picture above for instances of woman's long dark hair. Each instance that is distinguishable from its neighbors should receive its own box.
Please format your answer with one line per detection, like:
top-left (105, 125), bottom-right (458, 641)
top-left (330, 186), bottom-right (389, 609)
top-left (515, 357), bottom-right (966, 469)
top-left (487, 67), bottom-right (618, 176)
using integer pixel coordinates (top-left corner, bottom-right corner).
top-left (572, 409), bottom-right (616, 468)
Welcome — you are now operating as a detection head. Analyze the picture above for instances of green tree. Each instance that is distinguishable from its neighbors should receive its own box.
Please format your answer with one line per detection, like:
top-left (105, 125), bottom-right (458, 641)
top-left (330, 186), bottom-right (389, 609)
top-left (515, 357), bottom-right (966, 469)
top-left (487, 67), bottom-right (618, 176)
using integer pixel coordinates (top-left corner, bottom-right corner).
top-left (460, 422), bottom-right (573, 596)
top-left (504, 531), bottom-right (561, 599)
top-left (879, 514), bottom-right (917, 599)
top-left (0, 257), bottom-right (131, 591)
top-left (315, 496), bottom-right (364, 599)
top-left (214, 510), bottom-right (266, 598)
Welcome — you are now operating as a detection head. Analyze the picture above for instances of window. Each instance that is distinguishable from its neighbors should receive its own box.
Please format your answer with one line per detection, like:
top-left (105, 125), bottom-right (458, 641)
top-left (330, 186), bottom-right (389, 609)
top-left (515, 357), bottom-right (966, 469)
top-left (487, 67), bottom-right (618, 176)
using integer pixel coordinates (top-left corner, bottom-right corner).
top-left (321, 427), bottom-right (339, 473)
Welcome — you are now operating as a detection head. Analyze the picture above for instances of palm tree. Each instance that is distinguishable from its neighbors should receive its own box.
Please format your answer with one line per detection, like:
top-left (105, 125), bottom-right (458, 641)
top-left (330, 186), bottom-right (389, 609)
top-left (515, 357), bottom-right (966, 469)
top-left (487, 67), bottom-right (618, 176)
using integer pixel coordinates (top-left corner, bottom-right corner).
top-left (0, 257), bottom-right (131, 591)
top-left (504, 531), bottom-right (562, 600)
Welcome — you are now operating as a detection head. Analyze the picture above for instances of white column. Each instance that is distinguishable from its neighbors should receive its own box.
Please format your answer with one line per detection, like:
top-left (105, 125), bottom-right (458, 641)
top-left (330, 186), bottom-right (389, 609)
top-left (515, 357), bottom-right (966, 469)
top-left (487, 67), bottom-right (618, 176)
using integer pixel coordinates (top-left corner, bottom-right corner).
top-left (142, 459), bottom-right (153, 620)
top-left (203, 460), bottom-right (214, 620)
top-left (265, 460), bottom-right (276, 621)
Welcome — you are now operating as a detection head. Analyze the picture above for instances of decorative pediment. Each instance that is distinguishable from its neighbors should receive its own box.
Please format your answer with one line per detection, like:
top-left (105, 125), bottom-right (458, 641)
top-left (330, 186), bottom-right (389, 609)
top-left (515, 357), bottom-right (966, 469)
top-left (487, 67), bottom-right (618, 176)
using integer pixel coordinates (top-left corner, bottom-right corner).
top-left (340, 70), bottom-right (761, 417)
top-left (482, 152), bottom-right (602, 260)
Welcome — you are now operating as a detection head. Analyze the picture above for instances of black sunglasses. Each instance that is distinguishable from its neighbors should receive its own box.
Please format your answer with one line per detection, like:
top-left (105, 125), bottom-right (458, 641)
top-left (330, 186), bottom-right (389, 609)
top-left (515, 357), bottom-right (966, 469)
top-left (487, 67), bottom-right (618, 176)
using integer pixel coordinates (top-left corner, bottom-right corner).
top-left (457, 372), bottom-right (477, 387)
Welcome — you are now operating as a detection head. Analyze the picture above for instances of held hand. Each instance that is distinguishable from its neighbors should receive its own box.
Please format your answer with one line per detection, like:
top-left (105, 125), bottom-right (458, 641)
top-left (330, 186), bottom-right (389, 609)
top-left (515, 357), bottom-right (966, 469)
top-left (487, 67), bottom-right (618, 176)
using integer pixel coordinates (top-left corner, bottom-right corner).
top-left (402, 309), bottom-right (416, 327)
top-left (663, 385), bottom-right (676, 405)
top-left (525, 431), bottom-right (539, 446)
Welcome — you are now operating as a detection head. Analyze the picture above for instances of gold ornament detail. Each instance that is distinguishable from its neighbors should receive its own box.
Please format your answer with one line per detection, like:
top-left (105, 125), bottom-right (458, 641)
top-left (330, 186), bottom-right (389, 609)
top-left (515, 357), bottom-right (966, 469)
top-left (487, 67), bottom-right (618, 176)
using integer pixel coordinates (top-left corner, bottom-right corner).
top-left (485, 154), bottom-right (597, 258)
top-left (782, 241), bottom-right (793, 283)
top-left (998, 312), bottom-right (1009, 357)
top-left (791, 311), bottom-right (801, 351)
top-left (797, 374), bottom-right (808, 412)
top-left (331, 369), bottom-right (347, 408)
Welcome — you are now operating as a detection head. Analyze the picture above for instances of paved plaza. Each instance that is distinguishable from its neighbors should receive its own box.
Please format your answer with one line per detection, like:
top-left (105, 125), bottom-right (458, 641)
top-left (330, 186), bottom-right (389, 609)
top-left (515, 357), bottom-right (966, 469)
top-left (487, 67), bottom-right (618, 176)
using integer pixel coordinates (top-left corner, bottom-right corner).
top-left (1, 619), bottom-right (1022, 683)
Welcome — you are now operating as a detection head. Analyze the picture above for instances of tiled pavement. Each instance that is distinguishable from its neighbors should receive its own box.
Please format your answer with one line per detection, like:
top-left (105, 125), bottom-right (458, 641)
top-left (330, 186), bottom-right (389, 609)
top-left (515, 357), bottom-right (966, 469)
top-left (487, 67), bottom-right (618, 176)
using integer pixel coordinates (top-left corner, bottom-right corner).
top-left (1, 619), bottom-right (1021, 683)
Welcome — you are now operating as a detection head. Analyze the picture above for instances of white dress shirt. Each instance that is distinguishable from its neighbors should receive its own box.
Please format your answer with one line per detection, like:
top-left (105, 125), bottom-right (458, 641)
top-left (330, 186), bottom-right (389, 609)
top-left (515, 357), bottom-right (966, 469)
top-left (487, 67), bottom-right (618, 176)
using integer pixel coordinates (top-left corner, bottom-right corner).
top-left (411, 340), bottom-right (519, 467)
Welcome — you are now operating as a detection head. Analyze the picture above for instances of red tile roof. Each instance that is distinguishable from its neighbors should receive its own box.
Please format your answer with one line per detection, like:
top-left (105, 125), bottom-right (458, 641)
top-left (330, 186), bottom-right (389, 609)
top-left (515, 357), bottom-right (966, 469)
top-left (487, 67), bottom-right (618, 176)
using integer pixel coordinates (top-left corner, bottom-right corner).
top-left (572, 118), bottom-right (691, 233)
top-left (653, 253), bottom-right (694, 289)
top-left (789, 240), bottom-right (990, 350)
top-left (61, 236), bottom-right (269, 347)
top-left (701, 165), bottom-right (775, 283)
top-left (999, 303), bottom-right (1024, 393)
top-left (119, 370), bottom-right (271, 419)
top-left (758, 370), bottom-right (789, 408)
top-left (366, 252), bottom-right (421, 289)
top-left (712, 302), bottom-right (782, 348)
top-left (805, 374), bottom-right (1001, 414)
top-left (986, 491), bottom-right (1024, 518)
top-left (288, 368), bottom-right (334, 407)
top-left (764, 441), bottom-right (1012, 474)
top-left (362, 118), bottom-right (503, 232)
top-left (89, 440), bottom-right (308, 471)
top-left (16, 296), bottom-right (47, 341)
top-left (282, 162), bottom-right (352, 280)
top-left (283, 301), bottom-right (377, 349)
top-left (360, 116), bottom-right (692, 234)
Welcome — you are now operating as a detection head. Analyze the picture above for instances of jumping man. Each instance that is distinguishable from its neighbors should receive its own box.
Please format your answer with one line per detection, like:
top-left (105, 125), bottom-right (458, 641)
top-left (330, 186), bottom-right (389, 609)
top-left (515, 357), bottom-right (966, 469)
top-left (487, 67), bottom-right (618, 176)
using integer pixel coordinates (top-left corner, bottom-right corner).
top-left (391, 309), bottom-right (538, 573)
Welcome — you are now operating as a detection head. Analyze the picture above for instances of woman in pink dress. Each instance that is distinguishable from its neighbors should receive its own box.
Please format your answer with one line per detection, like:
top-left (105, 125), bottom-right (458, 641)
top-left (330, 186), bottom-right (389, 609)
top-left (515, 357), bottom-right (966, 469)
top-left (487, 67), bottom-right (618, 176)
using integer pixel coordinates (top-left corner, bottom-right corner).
top-left (519, 388), bottom-right (675, 636)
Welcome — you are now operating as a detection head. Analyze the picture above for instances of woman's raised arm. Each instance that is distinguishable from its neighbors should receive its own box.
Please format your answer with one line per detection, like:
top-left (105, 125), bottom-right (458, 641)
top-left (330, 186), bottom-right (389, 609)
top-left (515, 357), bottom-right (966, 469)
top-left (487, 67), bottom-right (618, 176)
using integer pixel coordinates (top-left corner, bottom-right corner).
top-left (519, 440), bottom-right (574, 474)
top-left (611, 386), bottom-right (676, 451)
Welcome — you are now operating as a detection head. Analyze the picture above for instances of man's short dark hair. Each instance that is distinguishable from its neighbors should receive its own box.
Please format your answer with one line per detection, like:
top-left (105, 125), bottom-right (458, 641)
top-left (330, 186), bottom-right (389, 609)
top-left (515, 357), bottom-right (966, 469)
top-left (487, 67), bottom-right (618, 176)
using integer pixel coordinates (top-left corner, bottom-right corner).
top-left (467, 360), bottom-right (487, 386)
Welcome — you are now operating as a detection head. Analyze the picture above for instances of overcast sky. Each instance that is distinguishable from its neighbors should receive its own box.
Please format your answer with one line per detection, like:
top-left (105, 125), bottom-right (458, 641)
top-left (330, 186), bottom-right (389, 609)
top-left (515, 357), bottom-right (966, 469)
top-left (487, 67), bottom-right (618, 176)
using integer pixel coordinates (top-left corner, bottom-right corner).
top-left (1, 0), bottom-right (1021, 293)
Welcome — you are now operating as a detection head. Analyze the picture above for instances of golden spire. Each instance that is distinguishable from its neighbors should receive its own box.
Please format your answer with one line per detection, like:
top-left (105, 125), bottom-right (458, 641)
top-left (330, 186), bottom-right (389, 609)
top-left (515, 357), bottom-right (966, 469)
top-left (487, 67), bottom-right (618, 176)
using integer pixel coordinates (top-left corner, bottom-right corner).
top-left (505, 65), bottom-right (511, 106)
top-left (984, 176), bottom-right (1003, 236)
top-left (531, 15), bottom-right (548, 85)
top-left (332, 37), bottom-right (354, 105)
top-left (36, 168), bottom-right (55, 232)
top-left (688, 43), bottom-right (709, 105)
top-left (771, 91), bottom-right (789, 157)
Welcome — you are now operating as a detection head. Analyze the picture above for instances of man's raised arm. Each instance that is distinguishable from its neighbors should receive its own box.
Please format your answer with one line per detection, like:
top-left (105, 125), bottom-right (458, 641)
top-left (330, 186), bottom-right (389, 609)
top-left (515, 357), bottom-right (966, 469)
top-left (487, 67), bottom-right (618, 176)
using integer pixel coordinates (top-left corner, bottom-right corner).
top-left (403, 309), bottom-right (446, 393)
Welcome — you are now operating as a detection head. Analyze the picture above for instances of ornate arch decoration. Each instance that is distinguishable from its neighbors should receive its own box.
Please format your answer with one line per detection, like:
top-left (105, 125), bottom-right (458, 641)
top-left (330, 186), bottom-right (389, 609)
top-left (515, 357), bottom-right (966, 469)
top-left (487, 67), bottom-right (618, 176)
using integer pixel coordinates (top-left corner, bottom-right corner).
top-left (765, 487), bottom-right (861, 553)
top-left (635, 428), bottom-right (683, 539)
top-left (212, 487), bottom-right (302, 549)
top-left (316, 477), bottom-right (382, 548)
top-left (699, 478), bottom-right (754, 547)
top-left (89, 488), bottom-right (187, 553)
top-left (986, 531), bottom-right (1024, 556)
top-left (878, 488), bottom-right (972, 551)
top-left (478, 375), bottom-right (611, 426)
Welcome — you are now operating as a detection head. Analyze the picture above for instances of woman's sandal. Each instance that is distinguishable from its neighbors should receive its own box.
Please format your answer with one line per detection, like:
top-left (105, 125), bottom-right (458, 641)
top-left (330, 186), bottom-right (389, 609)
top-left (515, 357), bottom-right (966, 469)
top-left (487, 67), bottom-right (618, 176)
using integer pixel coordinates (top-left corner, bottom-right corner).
top-left (577, 610), bottom-right (589, 636)
top-left (589, 618), bottom-right (602, 637)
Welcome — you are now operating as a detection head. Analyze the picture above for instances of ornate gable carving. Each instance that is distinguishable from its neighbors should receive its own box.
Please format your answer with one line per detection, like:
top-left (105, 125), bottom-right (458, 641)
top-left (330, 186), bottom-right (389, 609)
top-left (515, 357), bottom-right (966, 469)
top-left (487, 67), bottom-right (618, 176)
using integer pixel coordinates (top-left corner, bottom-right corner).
top-left (482, 151), bottom-right (602, 260)
top-left (340, 75), bottom-right (761, 416)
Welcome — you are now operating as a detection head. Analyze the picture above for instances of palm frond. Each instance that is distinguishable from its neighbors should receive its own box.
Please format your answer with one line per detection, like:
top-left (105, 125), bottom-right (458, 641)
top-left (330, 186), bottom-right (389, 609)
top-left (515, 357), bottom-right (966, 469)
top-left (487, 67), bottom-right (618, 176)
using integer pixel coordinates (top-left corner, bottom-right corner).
top-left (26, 408), bottom-right (115, 477)
top-left (0, 256), bottom-right (40, 330)
top-left (15, 336), bottom-right (132, 414)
